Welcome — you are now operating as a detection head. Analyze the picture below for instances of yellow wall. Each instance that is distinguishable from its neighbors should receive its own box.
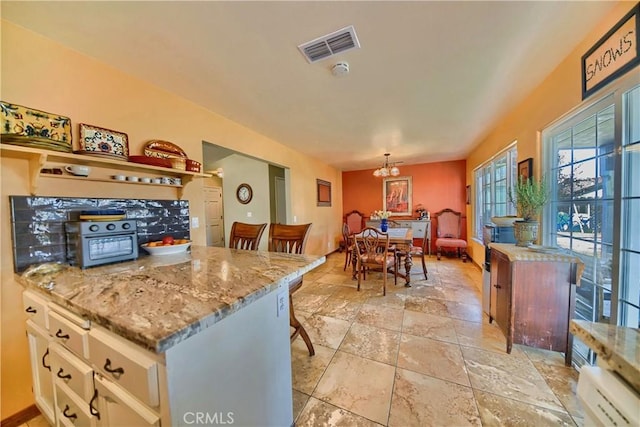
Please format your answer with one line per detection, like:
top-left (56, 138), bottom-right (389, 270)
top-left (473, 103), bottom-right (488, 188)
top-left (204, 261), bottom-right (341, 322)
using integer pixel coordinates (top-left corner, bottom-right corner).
top-left (1, 21), bottom-right (342, 417)
top-left (465, 1), bottom-right (639, 267)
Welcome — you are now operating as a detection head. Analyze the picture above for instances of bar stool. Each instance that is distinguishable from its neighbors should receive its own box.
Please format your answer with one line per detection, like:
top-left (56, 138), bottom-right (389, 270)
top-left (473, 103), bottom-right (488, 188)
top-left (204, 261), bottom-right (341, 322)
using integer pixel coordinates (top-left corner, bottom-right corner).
top-left (268, 223), bottom-right (315, 356)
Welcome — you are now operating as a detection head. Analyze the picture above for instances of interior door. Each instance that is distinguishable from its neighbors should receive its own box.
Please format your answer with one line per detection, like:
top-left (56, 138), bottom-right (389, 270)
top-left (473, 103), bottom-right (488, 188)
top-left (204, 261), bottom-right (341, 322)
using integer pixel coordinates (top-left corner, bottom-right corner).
top-left (274, 176), bottom-right (286, 224)
top-left (204, 186), bottom-right (223, 247)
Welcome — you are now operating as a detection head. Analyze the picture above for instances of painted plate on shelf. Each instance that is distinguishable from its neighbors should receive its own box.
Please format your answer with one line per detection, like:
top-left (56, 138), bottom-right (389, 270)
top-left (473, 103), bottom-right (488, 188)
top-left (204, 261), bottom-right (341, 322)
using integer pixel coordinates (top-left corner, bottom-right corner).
top-left (0, 101), bottom-right (72, 152)
top-left (78, 123), bottom-right (129, 161)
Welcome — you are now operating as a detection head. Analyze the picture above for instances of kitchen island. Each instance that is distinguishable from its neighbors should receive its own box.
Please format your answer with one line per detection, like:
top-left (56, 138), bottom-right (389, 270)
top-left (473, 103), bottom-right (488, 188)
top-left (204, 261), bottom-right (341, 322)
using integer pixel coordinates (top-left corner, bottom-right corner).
top-left (19, 246), bottom-right (325, 426)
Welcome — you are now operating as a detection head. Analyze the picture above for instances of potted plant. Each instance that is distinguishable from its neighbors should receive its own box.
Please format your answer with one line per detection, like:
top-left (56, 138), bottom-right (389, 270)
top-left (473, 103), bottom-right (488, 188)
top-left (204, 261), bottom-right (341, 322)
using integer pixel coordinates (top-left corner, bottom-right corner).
top-left (508, 176), bottom-right (549, 246)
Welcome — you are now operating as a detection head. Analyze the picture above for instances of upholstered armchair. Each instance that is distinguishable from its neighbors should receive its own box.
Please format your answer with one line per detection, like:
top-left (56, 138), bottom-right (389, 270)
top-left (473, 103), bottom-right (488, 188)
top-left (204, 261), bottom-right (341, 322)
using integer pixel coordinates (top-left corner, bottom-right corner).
top-left (434, 209), bottom-right (467, 262)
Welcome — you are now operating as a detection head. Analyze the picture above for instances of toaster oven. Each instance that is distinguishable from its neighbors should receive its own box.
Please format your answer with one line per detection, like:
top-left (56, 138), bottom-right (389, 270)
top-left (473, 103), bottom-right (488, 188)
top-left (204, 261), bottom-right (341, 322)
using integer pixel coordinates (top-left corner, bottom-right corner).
top-left (66, 220), bottom-right (138, 268)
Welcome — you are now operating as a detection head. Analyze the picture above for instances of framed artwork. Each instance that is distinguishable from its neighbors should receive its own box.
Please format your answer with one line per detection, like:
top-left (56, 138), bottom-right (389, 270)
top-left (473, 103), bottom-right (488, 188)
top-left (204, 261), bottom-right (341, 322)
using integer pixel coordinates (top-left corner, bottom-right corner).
top-left (316, 179), bottom-right (331, 207)
top-left (466, 185), bottom-right (471, 205)
top-left (581, 3), bottom-right (639, 99)
top-left (77, 123), bottom-right (129, 161)
top-left (383, 176), bottom-right (412, 216)
top-left (518, 158), bottom-right (533, 181)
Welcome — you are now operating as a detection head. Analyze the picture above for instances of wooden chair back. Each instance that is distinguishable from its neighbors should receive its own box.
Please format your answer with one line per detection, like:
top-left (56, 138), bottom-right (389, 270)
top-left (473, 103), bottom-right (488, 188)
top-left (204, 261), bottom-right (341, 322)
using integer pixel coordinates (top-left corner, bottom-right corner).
top-left (344, 210), bottom-right (365, 234)
top-left (229, 222), bottom-right (267, 250)
top-left (268, 223), bottom-right (312, 254)
top-left (435, 209), bottom-right (462, 239)
top-left (354, 227), bottom-right (396, 295)
top-left (355, 227), bottom-right (391, 261)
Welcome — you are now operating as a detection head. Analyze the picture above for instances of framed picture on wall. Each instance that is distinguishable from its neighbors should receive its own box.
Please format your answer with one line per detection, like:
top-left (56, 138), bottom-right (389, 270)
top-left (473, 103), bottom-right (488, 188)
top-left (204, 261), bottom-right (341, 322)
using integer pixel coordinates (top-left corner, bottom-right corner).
top-left (383, 176), bottom-right (412, 216)
top-left (316, 179), bottom-right (331, 207)
top-left (518, 158), bottom-right (533, 181)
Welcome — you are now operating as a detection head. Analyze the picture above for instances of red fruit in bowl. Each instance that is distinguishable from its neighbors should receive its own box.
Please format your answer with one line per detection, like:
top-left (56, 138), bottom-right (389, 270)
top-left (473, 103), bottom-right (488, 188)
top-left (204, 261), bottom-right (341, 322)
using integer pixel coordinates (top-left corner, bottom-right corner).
top-left (162, 236), bottom-right (175, 245)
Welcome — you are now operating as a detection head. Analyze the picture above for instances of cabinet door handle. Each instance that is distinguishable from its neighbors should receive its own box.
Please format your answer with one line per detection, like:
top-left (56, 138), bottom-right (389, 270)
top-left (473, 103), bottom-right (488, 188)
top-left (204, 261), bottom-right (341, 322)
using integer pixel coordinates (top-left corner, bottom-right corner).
top-left (89, 389), bottom-right (100, 420)
top-left (55, 329), bottom-right (70, 339)
top-left (26, 306), bottom-right (37, 314)
top-left (57, 368), bottom-right (72, 380)
top-left (493, 284), bottom-right (502, 289)
top-left (104, 358), bottom-right (124, 375)
top-left (62, 404), bottom-right (78, 421)
top-left (42, 348), bottom-right (51, 371)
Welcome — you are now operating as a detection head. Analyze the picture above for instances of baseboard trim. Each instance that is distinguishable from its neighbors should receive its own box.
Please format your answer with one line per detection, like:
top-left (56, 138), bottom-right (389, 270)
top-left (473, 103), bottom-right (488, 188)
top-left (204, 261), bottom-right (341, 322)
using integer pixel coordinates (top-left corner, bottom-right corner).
top-left (1, 404), bottom-right (40, 427)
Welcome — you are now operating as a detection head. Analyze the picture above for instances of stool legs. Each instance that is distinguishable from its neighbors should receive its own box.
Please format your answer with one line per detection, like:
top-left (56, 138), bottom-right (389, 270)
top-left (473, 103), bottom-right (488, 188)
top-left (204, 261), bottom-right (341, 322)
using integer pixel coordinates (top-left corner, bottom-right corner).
top-left (289, 292), bottom-right (314, 356)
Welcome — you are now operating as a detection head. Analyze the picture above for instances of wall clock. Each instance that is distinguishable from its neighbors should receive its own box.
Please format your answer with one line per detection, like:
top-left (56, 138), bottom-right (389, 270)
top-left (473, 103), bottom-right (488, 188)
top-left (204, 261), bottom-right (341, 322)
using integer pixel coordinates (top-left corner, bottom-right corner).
top-left (236, 183), bottom-right (253, 204)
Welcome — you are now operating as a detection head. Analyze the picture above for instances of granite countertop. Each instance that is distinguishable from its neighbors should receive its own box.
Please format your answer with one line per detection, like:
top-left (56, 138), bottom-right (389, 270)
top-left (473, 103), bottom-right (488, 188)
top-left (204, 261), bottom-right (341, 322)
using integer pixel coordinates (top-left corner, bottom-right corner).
top-left (18, 246), bottom-right (325, 354)
top-left (489, 243), bottom-right (585, 281)
top-left (570, 319), bottom-right (640, 393)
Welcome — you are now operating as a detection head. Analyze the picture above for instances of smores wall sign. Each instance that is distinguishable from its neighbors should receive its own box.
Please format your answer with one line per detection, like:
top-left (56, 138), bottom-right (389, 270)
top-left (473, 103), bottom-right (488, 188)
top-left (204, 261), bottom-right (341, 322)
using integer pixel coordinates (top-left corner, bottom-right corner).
top-left (582, 3), bottom-right (639, 99)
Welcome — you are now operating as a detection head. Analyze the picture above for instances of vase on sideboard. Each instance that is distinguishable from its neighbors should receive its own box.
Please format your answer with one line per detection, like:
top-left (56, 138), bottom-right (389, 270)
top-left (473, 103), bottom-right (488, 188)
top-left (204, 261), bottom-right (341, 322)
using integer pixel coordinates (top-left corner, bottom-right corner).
top-left (380, 218), bottom-right (388, 232)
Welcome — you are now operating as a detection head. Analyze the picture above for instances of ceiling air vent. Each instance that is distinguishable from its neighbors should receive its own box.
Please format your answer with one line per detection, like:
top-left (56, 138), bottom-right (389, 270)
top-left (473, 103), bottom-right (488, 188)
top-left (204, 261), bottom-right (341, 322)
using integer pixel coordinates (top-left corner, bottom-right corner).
top-left (298, 25), bottom-right (360, 63)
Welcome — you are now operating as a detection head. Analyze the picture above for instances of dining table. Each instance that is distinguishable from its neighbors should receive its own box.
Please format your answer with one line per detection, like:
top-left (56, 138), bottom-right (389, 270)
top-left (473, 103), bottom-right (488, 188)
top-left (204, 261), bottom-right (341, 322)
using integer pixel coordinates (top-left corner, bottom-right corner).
top-left (352, 227), bottom-right (414, 287)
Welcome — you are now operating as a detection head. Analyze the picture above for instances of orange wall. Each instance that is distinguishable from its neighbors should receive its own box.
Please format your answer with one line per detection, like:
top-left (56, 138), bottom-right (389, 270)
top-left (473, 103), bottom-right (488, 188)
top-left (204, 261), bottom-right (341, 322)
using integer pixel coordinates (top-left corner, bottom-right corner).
top-left (343, 160), bottom-right (468, 249)
top-left (465, 1), bottom-right (638, 267)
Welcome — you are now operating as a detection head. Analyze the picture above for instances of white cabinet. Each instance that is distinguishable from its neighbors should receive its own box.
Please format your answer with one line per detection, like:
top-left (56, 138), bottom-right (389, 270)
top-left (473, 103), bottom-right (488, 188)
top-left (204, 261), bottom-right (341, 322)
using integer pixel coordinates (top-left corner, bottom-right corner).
top-left (26, 320), bottom-right (56, 426)
top-left (24, 277), bottom-right (295, 426)
top-left (24, 292), bottom-right (163, 427)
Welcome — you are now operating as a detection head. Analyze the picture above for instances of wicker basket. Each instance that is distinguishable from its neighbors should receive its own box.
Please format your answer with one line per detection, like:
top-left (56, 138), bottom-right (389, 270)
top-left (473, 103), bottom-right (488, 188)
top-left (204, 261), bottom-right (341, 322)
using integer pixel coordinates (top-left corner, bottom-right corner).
top-left (170, 158), bottom-right (186, 170)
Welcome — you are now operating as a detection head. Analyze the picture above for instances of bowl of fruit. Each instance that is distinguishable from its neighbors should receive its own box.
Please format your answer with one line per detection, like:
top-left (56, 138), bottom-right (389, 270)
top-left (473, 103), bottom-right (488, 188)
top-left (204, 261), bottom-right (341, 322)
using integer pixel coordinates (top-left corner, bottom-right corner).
top-left (141, 236), bottom-right (191, 256)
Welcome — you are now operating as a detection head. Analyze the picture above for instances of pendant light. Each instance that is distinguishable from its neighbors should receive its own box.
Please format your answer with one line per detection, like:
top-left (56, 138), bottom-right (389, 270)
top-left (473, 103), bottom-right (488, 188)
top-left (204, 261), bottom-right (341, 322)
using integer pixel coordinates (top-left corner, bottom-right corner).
top-left (373, 153), bottom-right (400, 177)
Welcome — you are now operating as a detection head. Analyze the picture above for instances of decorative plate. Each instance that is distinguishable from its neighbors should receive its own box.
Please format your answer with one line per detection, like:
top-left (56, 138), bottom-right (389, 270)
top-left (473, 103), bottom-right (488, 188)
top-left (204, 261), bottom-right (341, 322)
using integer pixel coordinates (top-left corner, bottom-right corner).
top-left (0, 101), bottom-right (72, 152)
top-left (77, 123), bottom-right (129, 161)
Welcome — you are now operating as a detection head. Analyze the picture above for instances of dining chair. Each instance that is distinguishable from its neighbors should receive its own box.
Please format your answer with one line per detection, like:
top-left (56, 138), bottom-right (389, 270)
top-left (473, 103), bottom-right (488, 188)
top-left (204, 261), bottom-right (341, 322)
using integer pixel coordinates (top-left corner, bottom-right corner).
top-left (395, 224), bottom-right (429, 280)
top-left (344, 210), bottom-right (365, 235)
top-left (342, 222), bottom-right (354, 271)
top-left (268, 223), bottom-right (315, 356)
top-left (434, 208), bottom-right (468, 262)
top-left (228, 222), bottom-right (267, 250)
top-left (355, 227), bottom-right (397, 296)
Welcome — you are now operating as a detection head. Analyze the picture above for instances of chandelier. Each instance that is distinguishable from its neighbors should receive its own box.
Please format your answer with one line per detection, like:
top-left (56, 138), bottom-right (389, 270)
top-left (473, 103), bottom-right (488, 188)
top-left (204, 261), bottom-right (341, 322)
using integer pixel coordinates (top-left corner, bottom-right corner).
top-left (373, 153), bottom-right (400, 177)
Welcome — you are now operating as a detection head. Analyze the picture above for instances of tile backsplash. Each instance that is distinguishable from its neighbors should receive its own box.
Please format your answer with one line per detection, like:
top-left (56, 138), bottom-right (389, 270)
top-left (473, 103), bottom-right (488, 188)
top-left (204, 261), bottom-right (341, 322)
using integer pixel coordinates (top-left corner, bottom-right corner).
top-left (10, 196), bottom-right (190, 272)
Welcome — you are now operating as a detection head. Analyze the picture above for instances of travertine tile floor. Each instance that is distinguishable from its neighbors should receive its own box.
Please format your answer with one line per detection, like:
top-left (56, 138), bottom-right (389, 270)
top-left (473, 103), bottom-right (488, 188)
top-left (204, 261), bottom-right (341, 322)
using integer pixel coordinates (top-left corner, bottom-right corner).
top-left (291, 252), bottom-right (583, 426)
top-left (23, 253), bottom-right (582, 427)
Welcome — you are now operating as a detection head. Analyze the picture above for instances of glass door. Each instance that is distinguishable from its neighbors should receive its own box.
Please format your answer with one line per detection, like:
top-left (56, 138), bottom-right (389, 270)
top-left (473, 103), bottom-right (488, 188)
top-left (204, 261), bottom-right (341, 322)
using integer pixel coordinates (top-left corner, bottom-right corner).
top-left (543, 75), bottom-right (640, 366)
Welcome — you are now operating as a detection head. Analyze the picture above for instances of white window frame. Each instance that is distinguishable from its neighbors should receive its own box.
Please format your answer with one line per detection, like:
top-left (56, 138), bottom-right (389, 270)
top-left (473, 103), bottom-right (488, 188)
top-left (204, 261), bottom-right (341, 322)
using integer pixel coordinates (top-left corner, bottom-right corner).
top-left (473, 143), bottom-right (518, 240)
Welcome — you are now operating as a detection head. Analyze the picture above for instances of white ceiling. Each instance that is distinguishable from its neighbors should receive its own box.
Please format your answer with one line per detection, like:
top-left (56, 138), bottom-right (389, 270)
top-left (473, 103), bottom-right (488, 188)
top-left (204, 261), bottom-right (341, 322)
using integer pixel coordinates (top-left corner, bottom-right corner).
top-left (2, 1), bottom-right (617, 171)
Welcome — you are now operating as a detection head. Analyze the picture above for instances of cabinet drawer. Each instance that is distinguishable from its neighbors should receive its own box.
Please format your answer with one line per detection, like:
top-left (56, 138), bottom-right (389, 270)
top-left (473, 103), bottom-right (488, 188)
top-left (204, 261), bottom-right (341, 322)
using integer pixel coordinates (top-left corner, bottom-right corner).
top-left (55, 383), bottom-right (96, 427)
top-left (23, 291), bottom-right (49, 330)
top-left (50, 342), bottom-right (94, 402)
top-left (89, 327), bottom-right (159, 407)
top-left (94, 375), bottom-right (160, 427)
top-left (49, 311), bottom-right (89, 359)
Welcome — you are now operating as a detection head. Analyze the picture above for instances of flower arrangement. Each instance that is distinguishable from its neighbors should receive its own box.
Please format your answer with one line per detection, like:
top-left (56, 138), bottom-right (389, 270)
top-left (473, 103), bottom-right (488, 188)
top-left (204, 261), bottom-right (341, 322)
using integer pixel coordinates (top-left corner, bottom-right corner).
top-left (374, 210), bottom-right (391, 219)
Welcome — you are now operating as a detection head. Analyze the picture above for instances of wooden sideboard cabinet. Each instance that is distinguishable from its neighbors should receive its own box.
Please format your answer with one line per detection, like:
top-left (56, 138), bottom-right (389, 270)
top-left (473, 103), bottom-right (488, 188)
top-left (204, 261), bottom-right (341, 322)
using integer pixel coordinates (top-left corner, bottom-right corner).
top-left (489, 244), bottom-right (583, 366)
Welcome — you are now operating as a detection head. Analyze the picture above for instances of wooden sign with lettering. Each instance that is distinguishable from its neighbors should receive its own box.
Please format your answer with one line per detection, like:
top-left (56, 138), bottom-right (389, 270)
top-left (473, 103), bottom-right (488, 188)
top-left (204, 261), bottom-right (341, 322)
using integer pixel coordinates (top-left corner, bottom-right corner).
top-left (582, 3), bottom-right (639, 99)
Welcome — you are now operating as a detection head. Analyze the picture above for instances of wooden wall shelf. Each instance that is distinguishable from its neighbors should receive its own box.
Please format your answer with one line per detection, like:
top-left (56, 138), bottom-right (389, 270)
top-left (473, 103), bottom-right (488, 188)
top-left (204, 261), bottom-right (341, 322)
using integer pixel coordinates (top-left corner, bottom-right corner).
top-left (1, 144), bottom-right (211, 198)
